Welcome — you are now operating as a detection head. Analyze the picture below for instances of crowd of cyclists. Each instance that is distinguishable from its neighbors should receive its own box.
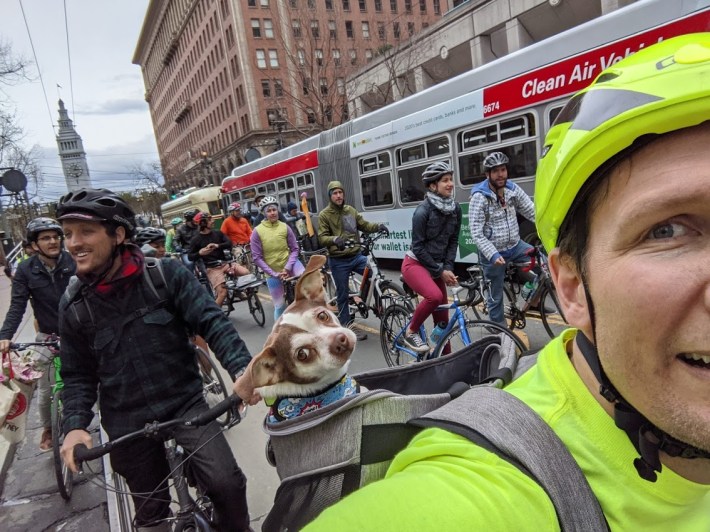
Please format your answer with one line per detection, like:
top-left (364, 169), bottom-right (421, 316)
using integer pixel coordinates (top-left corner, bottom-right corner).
top-left (0, 35), bottom-right (708, 530)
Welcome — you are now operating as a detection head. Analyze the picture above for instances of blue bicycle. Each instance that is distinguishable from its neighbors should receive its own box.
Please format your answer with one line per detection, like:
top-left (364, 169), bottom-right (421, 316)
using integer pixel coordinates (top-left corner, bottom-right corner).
top-left (379, 282), bottom-right (525, 366)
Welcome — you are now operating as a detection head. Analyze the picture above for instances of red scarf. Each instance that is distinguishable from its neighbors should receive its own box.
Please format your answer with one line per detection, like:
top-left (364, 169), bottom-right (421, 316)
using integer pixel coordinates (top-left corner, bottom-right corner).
top-left (95, 245), bottom-right (144, 296)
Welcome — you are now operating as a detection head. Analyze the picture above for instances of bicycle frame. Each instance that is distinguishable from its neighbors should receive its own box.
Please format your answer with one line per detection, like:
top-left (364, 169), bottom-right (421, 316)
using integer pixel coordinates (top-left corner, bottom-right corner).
top-left (350, 232), bottom-right (401, 318)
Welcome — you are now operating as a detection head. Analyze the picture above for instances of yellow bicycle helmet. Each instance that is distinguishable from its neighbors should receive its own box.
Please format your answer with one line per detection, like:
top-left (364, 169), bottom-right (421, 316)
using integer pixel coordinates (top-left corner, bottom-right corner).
top-left (535, 33), bottom-right (710, 251)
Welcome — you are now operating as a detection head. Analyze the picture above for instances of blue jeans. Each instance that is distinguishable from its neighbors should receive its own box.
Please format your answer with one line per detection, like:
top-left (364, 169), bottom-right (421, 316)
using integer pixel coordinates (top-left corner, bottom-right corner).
top-left (329, 253), bottom-right (368, 326)
top-left (480, 240), bottom-right (534, 325)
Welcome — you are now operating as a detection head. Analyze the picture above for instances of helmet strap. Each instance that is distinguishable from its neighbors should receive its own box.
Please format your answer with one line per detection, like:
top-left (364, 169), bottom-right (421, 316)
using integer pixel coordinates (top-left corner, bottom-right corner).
top-left (575, 331), bottom-right (710, 482)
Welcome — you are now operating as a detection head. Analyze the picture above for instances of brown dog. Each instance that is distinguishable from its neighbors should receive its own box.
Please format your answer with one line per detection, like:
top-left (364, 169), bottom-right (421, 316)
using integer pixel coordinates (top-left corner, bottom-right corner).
top-left (236, 255), bottom-right (360, 421)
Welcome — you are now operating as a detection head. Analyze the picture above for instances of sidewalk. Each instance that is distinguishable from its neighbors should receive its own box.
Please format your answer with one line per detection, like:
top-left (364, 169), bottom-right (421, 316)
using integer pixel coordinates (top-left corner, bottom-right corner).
top-left (0, 273), bottom-right (108, 530)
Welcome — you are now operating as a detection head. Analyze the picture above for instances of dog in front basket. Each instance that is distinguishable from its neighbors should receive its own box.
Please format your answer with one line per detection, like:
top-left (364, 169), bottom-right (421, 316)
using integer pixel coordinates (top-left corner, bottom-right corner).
top-left (239, 254), bottom-right (361, 422)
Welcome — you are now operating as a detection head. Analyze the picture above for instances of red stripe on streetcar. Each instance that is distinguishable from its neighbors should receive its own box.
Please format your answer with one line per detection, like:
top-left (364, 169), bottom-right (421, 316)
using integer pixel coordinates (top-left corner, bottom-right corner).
top-left (222, 150), bottom-right (319, 193)
top-left (482, 12), bottom-right (710, 118)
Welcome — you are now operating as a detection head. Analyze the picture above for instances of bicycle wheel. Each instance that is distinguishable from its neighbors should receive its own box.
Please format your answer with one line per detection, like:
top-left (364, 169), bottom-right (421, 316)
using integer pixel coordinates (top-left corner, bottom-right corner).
top-left (323, 271), bottom-right (337, 308)
top-left (431, 320), bottom-right (525, 359)
top-left (249, 290), bottom-right (266, 326)
top-left (377, 280), bottom-right (410, 315)
top-left (195, 347), bottom-right (231, 426)
top-left (380, 303), bottom-right (414, 367)
top-left (51, 390), bottom-right (74, 500)
top-left (538, 284), bottom-right (567, 339)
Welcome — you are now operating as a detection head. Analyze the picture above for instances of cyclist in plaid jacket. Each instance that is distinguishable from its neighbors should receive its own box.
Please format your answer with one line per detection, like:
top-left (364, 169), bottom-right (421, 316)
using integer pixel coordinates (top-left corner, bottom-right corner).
top-left (469, 152), bottom-right (536, 325)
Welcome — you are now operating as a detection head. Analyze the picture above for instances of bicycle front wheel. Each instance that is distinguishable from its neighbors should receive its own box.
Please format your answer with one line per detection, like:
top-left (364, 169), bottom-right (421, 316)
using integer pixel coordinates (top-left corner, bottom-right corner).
top-left (380, 303), bottom-right (414, 367)
top-left (377, 280), bottom-right (410, 316)
top-left (51, 390), bottom-right (74, 500)
top-left (538, 284), bottom-right (567, 339)
top-left (195, 347), bottom-right (231, 427)
top-left (431, 320), bottom-right (525, 359)
top-left (249, 290), bottom-right (266, 326)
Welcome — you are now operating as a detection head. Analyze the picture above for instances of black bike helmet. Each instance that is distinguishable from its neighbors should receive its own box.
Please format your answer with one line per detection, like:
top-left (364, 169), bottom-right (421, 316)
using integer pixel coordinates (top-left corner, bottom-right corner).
top-left (134, 227), bottom-right (166, 246)
top-left (56, 188), bottom-right (136, 237)
top-left (26, 217), bottom-right (63, 243)
top-left (482, 152), bottom-right (509, 170)
top-left (421, 161), bottom-right (452, 185)
top-left (184, 209), bottom-right (199, 221)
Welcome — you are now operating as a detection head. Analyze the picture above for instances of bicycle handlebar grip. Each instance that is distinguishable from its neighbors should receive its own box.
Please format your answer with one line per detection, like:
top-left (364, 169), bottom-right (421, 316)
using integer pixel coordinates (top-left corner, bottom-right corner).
top-left (187, 395), bottom-right (242, 427)
top-left (73, 443), bottom-right (105, 464)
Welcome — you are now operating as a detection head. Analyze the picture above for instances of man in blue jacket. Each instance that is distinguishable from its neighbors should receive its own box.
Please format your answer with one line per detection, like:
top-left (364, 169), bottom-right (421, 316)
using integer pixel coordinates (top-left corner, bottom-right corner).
top-left (0, 218), bottom-right (76, 451)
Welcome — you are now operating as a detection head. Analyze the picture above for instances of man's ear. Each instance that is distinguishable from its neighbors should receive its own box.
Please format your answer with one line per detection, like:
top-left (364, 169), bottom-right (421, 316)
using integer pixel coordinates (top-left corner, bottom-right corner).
top-left (548, 248), bottom-right (592, 332)
top-left (115, 225), bottom-right (127, 246)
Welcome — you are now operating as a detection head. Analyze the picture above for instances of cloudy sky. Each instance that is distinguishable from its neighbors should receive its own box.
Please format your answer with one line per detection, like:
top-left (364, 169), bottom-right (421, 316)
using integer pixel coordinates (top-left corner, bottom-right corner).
top-left (2, 0), bottom-right (158, 203)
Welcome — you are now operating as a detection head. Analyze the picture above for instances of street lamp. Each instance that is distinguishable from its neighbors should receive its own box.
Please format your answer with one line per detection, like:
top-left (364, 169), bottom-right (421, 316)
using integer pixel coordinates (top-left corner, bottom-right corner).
top-left (268, 111), bottom-right (287, 151)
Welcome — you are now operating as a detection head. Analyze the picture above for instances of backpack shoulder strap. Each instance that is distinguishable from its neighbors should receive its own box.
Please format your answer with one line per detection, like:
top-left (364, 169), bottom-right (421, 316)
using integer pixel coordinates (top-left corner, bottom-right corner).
top-left (143, 257), bottom-right (169, 302)
top-left (411, 386), bottom-right (609, 532)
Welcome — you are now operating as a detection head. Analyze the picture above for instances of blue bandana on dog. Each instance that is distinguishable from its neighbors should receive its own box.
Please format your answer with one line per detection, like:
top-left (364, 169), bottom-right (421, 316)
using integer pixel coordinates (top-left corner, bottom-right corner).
top-left (267, 375), bottom-right (360, 423)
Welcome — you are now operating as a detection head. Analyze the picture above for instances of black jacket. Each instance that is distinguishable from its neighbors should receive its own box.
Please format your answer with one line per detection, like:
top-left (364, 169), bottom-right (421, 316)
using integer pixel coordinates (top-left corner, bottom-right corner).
top-left (410, 198), bottom-right (461, 278)
top-left (174, 223), bottom-right (199, 251)
top-left (0, 251), bottom-right (76, 339)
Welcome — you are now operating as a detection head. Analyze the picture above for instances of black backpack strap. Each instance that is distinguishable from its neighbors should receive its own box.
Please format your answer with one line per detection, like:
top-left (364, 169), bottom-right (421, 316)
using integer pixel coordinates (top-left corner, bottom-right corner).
top-left (411, 386), bottom-right (609, 532)
top-left (143, 257), bottom-right (169, 302)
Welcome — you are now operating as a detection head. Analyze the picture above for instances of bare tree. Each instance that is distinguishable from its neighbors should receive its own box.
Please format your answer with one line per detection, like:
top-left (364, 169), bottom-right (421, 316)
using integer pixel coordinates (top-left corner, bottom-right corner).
top-left (0, 39), bottom-right (32, 86)
top-left (128, 161), bottom-right (166, 192)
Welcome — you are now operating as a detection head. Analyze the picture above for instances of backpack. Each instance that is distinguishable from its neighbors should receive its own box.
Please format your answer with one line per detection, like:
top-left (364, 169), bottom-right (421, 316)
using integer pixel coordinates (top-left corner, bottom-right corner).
top-left (66, 257), bottom-right (170, 332)
top-left (262, 334), bottom-right (608, 532)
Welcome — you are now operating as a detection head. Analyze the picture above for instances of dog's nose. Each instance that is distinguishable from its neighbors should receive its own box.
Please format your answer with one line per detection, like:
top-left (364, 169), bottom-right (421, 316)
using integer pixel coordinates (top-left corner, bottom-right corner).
top-left (332, 332), bottom-right (353, 356)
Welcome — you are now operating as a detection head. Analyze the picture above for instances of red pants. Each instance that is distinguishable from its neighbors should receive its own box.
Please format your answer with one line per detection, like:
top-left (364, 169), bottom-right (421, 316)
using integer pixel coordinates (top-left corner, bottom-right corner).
top-left (401, 255), bottom-right (449, 333)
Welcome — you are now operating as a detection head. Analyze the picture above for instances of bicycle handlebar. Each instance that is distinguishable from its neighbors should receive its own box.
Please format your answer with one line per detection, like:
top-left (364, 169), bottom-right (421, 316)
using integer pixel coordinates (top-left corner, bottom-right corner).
top-left (9, 339), bottom-right (60, 351)
top-left (73, 394), bottom-right (243, 465)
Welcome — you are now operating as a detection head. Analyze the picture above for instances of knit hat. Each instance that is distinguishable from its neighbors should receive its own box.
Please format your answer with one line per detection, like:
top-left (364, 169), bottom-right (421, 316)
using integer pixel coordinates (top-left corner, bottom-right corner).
top-left (327, 181), bottom-right (344, 196)
top-left (287, 201), bottom-right (298, 211)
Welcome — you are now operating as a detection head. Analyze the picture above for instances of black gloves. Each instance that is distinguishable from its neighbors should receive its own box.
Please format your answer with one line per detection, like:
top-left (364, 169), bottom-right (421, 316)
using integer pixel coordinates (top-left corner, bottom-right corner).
top-left (333, 236), bottom-right (346, 250)
top-left (378, 224), bottom-right (390, 236)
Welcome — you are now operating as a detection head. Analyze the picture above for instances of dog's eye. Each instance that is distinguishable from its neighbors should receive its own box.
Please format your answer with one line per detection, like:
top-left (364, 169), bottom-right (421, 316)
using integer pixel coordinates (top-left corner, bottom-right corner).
top-left (316, 311), bottom-right (330, 322)
top-left (296, 348), bottom-right (309, 361)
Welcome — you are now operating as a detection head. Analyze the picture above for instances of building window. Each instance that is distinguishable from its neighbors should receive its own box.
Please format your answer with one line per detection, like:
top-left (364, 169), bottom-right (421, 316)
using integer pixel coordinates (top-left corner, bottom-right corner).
top-left (262, 80), bottom-right (271, 97)
top-left (419, 0), bottom-right (426, 13)
top-left (349, 48), bottom-right (357, 64)
top-left (325, 0), bottom-right (334, 9)
top-left (269, 49), bottom-right (279, 67)
top-left (308, 0), bottom-right (315, 7)
top-left (343, 0), bottom-right (350, 10)
top-left (345, 21), bottom-right (354, 38)
top-left (320, 78), bottom-right (328, 95)
top-left (307, 110), bottom-right (316, 123)
top-left (311, 20), bottom-right (320, 39)
top-left (315, 49), bottom-right (324, 66)
top-left (375, 0), bottom-right (382, 11)
top-left (433, 0), bottom-right (440, 15)
top-left (302, 77), bottom-right (310, 95)
top-left (274, 79), bottom-right (284, 97)
top-left (362, 21), bottom-right (370, 39)
top-left (405, 0), bottom-right (412, 13)
top-left (289, 0), bottom-right (297, 6)
top-left (264, 19), bottom-right (274, 38)
top-left (407, 21), bottom-right (415, 36)
top-left (359, 0), bottom-right (367, 12)
top-left (329, 20), bottom-right (337, 39)
top-left (251, 19), bottom-right (262, 38)
top-left (256, 49), bottom-right (266, 68)
top-left (333, 48), bottom-right (341, 66)
top-left (377, 22), bottom-right (386, 40)
top-left (260, 0), bottom-right (269, 6)
top-left (393, 21), bottom-right (400, 39)
top-left (297, 48), bottom-right (306, 65)
top-left (337, 77), bottom-right (345, 95)
top-left (365, 49), bottom-right (373, 61)
top-left (292, 19), bottom-right (302, 38)
top-left (248, 0), bottom-right (256, 6)
top-left (390, 0), bottom-right (397, 12)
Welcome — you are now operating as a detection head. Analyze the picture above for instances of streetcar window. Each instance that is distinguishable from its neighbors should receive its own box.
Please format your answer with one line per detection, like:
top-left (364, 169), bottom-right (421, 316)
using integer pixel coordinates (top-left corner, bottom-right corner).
top-left (399, 144), bottom-right (425, 163)
top-left (398, 163), bottom-right (428, 204)
top-left (500, 116), bottom-right (529, 141)
top-left (547, 105), bottom-right (564, 131)
top-left (360, 156), bottom-right (379, 173)
top-left (427, 137), bottom-right (450, 157)
top-left (296, 172), bottom-right (314, 187)
top-left (266, 183), bottom-right (276, 193)
top-left (242, 188), bottom-right (256, 200)
top-left (207, 201), bottom-right (221, 216)
top-left (461, 125), bottom-right (497, 149)
top-left (378, 152), bottom-right (390, 167)
top-left (458, 141), bottom-right (537, 186)
top-left (360, 173), bottom-right (393, 208)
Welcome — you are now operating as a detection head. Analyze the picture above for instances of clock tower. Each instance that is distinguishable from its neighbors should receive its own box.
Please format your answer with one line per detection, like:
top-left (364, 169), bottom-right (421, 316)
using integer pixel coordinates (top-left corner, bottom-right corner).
top-left (56, 99), bottom-right (92, 191)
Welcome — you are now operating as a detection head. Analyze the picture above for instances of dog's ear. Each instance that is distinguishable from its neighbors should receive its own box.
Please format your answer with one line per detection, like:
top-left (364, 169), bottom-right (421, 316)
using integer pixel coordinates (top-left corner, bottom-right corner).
top-left (247, 347), bottom-right (286, 389)
top-left (295, 254), bottom-right (327, 304)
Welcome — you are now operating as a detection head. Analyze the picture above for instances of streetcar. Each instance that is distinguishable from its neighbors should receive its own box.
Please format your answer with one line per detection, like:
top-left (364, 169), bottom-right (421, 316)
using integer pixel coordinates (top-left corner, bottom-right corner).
top-left (160, 186), bottom-right (225, 229)
top-left (221, 0), bottom-right (709, 262)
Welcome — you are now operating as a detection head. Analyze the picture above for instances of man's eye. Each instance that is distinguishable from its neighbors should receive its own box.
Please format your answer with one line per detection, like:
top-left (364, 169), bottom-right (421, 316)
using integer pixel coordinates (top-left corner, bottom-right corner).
top-left (647, 222), bottom-right (689, 240)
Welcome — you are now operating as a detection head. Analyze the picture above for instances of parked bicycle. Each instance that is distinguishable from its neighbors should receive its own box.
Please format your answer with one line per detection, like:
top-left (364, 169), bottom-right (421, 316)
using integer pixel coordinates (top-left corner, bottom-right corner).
top-left (8, 337), bottom-right (72, 499)
top-left (73, 395), bottom-right (243, 532)
top-left (380, 282), bottom-right (525, 366)
top-left (232, 243), bottom-right (256, 275)
top-left (465, 246), bottom-right (567, 338)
